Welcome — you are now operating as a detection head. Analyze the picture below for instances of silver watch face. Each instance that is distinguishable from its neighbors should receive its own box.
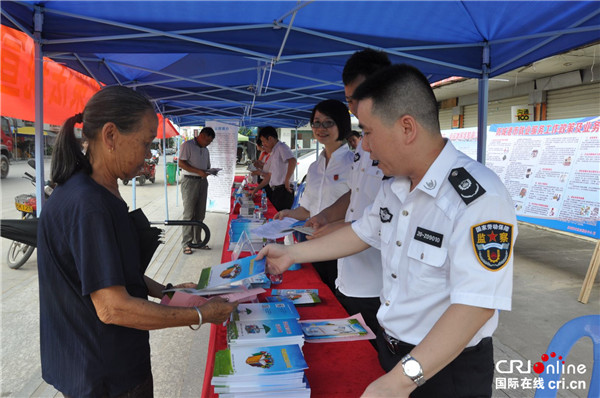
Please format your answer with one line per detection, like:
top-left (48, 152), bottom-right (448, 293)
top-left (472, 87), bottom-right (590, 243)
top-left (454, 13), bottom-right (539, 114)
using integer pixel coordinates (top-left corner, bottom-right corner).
top-left (404, 359), bottom-right (421, 377)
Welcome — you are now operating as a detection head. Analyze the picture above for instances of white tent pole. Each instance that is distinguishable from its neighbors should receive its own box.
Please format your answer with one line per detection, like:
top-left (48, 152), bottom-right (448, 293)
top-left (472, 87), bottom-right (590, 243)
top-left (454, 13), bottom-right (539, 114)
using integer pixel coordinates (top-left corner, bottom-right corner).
top-left (162, 109), bottom-right (169, 220)
top-left (477, 44), bottom-right (490, 165)
top-left (34, 8), bottom-right (45, 217)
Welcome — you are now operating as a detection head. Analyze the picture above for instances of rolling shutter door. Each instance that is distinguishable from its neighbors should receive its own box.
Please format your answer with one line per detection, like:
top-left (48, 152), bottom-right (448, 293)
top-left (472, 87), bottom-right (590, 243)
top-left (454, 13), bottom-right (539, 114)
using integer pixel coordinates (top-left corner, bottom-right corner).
top-left (438, 108), bottom-right (453, 130)
top-left (463, 95), bottom-right (530, 127)
top-left (546, 83), bottom-right (600, 120)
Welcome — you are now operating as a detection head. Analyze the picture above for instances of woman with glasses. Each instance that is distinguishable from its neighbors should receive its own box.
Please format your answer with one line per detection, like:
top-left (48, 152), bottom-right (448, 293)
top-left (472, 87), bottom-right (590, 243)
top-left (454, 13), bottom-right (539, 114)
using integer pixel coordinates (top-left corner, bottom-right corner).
top-left (274, 99), bottom-right (354, 292)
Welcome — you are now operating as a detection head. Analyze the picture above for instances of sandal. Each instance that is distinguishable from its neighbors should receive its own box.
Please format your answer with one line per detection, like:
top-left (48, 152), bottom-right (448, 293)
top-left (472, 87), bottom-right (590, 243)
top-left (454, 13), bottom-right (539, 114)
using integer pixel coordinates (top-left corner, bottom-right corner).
top-left (183, 246), bottom-right (193, 255)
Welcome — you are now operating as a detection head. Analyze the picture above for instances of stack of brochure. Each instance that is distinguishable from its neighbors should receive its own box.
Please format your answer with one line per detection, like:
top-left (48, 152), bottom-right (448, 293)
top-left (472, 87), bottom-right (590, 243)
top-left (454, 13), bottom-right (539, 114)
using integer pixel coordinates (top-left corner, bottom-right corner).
top-left (227, 318), bottom-right (305, 348)
top-left (267, 289), bottom-right (321, 306)
top-left (231, 302), bottom-right (300, 322)
top-left (212, 344), bottom-right (310, 397)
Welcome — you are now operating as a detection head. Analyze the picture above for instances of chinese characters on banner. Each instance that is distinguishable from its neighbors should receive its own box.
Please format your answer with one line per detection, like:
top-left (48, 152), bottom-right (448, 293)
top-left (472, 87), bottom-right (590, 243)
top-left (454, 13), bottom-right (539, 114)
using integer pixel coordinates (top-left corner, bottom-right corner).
top-left (205, 120), bottom-right (239, 213)
top-left (442, 116), bottom-right (600, 239)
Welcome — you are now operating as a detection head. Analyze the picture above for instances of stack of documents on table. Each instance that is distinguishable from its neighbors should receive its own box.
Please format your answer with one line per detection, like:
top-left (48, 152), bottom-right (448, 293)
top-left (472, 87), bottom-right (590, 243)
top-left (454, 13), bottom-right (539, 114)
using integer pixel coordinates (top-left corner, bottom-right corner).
top-left (228, 218), bottom-right (265, 250)
top-left (231, 301), bottom-right (300, 322)
top-left (298, 313), bottom-right (376, 343)
top-left (227, 317), bottom-right (305, 348)
top-left (212, 344), bottom-right (310, 397)
top-left (267, 289), bottom-right (321, 306)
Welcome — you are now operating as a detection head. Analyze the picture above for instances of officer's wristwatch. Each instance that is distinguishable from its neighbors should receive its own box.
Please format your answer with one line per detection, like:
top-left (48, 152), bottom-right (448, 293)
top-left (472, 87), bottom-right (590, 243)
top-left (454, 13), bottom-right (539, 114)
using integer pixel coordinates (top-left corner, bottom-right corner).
top-left (401, 354), bottom-right (426, 386)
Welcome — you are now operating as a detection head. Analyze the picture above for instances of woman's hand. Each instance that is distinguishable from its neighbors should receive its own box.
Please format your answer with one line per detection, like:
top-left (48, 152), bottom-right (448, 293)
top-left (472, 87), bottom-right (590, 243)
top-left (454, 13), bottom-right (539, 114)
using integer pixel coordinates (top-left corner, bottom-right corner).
top-left (199, 297), bottom-right (239, 324)
top-left (273, 209), bottom-right (291, 220)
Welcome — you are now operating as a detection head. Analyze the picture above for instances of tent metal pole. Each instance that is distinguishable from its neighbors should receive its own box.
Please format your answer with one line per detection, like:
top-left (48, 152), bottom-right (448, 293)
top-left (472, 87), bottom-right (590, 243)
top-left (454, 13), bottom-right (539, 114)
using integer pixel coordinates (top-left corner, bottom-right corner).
top-left (162, 108), bottom-right (170, 220)
top-left (477, 44), bottom-right (490, 165)
top-left (34, 8), bottom-right (45, 216)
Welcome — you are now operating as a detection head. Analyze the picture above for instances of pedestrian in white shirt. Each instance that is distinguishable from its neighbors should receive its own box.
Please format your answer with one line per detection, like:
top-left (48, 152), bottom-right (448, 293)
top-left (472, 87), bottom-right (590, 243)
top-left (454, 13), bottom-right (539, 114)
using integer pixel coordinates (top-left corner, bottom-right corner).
top-left (274, 99), bottom-right (354, 292)
top-left (258, 64), bottom-right (516, 397)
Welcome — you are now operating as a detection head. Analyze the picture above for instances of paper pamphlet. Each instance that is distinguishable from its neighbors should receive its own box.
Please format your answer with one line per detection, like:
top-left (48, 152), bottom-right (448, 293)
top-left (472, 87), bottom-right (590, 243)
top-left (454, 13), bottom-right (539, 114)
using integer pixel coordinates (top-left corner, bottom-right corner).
top-left (197, 255), bottom-right (266, 290)
top-left (267, 290), bottom-right (321, 306)
top-left (232, 302), bottom-right (300, 322)
top-left (298, 313), bottom-right (376, 342)
top-left (207, 168), bottom-right (222, 176)
top-left (251, 217), bottom-right (300, 240)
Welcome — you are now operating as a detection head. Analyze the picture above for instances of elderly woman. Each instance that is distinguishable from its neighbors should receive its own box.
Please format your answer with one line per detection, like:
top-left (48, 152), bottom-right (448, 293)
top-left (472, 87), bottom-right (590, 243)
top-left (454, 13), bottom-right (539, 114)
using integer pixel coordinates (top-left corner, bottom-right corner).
top-left (37, 86), bottom-right (237, 398)
top-left (274, 99), bottom-right (354, 292)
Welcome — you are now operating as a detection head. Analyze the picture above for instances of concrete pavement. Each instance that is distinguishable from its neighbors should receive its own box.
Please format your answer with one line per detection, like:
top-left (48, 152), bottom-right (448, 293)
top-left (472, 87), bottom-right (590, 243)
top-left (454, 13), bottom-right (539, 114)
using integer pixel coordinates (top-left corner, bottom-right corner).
top-left (1, 165), bottom-right (598, 397)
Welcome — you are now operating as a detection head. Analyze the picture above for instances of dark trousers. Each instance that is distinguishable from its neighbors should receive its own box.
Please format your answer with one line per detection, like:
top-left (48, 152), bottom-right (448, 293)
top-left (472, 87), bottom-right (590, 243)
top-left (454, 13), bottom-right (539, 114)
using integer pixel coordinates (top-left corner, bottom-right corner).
top-left (376, 330), bottom-right (493, 398)
top-left (269, 184), bottom-right (294, 211)
top-left (181, 176), bottom-right (208, 246)
top-left (335, 289), bottom-right (381, 350)
top-left (64, 373), bottom-right (153, 398)
top-left (313, 259), bottom-right (338, 294)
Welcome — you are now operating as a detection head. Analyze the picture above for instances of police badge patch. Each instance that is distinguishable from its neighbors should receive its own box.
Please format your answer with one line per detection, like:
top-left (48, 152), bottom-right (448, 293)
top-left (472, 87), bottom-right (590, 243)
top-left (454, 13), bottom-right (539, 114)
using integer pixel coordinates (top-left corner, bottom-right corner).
top-left (354, 152), bottom-right (361, 162)
top-left (379, 207), bottom-right (393, 223)
top-left (471, 221), bottom-right (513, 271)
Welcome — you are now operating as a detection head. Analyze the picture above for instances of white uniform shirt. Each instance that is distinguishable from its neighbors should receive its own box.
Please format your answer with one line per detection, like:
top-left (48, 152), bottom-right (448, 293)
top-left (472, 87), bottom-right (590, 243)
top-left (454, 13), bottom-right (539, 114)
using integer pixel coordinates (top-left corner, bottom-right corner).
top-left (180, 139), bottom-right (210, 177)
top-left (265, 141), bottom-right (295, 187)
top-left (299, 144), bottom-right (353, 216)
top-left (353, 141), bottom-right (517, 347)
top-left (336, 144), bottom-right (385, 297)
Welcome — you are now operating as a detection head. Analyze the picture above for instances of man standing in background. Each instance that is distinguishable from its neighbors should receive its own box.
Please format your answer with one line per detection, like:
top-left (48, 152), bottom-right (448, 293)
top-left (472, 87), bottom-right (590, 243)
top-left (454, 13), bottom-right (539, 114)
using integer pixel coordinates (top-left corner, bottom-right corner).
top-left (179, 127), bottom-right (215, 254)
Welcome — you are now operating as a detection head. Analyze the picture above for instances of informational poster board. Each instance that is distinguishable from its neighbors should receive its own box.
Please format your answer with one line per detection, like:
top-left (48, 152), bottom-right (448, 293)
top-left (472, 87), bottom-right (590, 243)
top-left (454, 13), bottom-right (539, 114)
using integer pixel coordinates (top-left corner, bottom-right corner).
top-left (205, 120), bottom-right (238, 213)
top-left (441, 116), bottom-right (600, 239)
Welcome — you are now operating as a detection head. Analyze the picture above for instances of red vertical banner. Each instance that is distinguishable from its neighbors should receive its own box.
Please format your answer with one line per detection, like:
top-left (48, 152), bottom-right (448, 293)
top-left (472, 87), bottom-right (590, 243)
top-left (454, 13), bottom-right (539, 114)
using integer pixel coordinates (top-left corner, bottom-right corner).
top-left (1, 25), bottom-right (101, 125)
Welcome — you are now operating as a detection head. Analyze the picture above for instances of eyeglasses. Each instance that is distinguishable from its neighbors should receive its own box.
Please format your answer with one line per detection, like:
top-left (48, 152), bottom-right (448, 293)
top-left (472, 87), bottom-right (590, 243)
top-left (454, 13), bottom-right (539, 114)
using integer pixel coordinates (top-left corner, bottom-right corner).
top-left (311, 120), bottom-right (336, 129)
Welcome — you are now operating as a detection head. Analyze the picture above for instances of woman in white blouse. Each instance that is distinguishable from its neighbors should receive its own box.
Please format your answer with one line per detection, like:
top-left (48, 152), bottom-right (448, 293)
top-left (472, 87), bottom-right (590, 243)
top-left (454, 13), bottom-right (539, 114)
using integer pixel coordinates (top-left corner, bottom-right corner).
top-left (274, 99), bottom-right (354, 292)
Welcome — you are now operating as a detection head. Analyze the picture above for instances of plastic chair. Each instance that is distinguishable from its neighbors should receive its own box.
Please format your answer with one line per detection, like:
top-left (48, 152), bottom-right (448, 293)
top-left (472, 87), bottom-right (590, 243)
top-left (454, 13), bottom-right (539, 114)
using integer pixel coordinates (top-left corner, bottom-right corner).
top-left (534, 315), bottom-right (600, 398)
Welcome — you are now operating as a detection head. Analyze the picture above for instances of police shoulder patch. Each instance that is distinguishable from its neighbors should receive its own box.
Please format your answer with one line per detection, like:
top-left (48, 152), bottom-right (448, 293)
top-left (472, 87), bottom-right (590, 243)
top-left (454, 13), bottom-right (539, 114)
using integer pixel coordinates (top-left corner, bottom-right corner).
top-left (379, 207), bottom-right (393, 223)
top-left (354, 152), bottom-right (361, 162)
top-left (448, 167), bottom-right (486, 205)
top-left (471, 221), bottom-right (513, 271)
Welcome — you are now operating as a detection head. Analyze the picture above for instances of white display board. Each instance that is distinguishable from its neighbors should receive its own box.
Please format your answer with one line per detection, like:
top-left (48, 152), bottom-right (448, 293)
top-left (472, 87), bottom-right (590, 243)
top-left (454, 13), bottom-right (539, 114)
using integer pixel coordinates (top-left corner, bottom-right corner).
top-left (441, 116), bottom-right (600, 239)
top-left (205, 120), bottom-right (238, 213)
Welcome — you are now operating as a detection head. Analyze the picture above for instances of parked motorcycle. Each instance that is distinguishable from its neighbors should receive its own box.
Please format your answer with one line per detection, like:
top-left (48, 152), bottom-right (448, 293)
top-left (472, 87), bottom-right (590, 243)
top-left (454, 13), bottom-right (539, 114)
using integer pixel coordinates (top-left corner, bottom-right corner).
top-left (5, 160), bottom-right (50, 269)
top-left (122, 157), bottom-right (157, 185)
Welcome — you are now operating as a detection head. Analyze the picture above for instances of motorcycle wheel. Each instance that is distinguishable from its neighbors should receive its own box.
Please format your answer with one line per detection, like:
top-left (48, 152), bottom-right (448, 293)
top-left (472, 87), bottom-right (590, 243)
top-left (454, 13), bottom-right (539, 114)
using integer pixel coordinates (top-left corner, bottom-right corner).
top-left (150, 177), bottom-right (155, 183)
top-left (7, 241), bottom-right (35, 269)
top-left (138, 176), bottom-right (146, 185)
top-left (122, 179), bottom-right (129, 185)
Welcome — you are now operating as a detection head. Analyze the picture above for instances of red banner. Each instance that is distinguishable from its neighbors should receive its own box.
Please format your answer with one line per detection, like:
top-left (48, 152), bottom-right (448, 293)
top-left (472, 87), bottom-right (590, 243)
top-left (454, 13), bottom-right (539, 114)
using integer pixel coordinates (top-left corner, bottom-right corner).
top-left (1, 25), bottom-right (101, 126)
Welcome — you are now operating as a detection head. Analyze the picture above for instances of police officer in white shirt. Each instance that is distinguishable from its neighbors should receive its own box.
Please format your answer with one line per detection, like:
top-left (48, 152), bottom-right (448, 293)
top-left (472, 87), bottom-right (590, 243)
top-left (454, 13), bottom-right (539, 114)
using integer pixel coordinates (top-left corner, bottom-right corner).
top-left (275, 99), bottom-right (354, 292)
top-left (251, 126), bottom-right (297, 211)
top-left (258, 64), bottom-right (517, 397)
top-left (305, 49), bottom-right (390, 343)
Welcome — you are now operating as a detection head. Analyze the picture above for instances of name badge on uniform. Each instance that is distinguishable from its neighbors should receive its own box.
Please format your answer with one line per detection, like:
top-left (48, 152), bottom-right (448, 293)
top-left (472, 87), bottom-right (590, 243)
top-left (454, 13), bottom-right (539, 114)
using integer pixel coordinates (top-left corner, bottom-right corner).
top-left (471, 221), bottom-right (513, 271)
top-left (414, 227), bottom-right (443, 248)
top-left (379, 207), bottom-right (393, 223)
top-left (354, 152), bottom-right (361, 162)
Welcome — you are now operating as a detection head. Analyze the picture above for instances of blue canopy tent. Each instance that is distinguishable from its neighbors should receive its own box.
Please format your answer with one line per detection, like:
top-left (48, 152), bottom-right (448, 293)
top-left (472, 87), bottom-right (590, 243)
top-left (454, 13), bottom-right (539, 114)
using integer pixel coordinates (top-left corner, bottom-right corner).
top-left (1, 0), bottom-right (599, 212)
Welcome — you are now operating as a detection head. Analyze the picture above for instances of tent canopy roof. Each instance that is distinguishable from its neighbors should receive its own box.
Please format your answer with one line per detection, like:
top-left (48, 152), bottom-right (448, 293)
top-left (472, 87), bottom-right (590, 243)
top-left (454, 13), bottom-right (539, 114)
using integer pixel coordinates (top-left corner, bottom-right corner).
top-left (2, 1), bottom-right (598, 127)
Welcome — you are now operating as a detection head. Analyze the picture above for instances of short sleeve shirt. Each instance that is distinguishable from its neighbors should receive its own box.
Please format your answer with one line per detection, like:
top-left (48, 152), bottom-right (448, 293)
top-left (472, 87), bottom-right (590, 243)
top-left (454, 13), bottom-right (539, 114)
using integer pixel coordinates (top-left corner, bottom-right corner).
top-left (37, 172), bottom-right (151, 397)
top-left (352, 141), bottom-right (517, 346)
top-left (336, 144), bottom-right (385, 297)
top-left (265, 141), bottom-right (295, 186)
top-left (298, 144), bottom-right (353, 216)
top-left (180, 138), bottom-right (211, 177)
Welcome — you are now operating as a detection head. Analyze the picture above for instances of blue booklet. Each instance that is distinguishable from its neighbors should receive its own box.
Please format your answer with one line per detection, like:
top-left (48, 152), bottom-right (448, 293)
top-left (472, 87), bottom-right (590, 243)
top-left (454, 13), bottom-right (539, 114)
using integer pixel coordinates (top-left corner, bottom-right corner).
top-left (197, 255), bottom-right (265, 290)
top-left (268, 289), bottom-right (321, 306)
top-left (227, 318), bottom-right (304, 347)
top-left (232, 302), bottom-right (300, 322)
top-left (212, 344), bottom-right (308, 379)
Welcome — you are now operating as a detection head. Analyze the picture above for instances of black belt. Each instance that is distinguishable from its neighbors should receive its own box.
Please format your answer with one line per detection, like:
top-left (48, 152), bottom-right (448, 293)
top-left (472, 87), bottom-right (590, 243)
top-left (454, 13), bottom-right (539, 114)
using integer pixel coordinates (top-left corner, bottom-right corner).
top-left (184, 175), bottom-right (203, 179)
top-left (382, 330), bottom-right (490, 356)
